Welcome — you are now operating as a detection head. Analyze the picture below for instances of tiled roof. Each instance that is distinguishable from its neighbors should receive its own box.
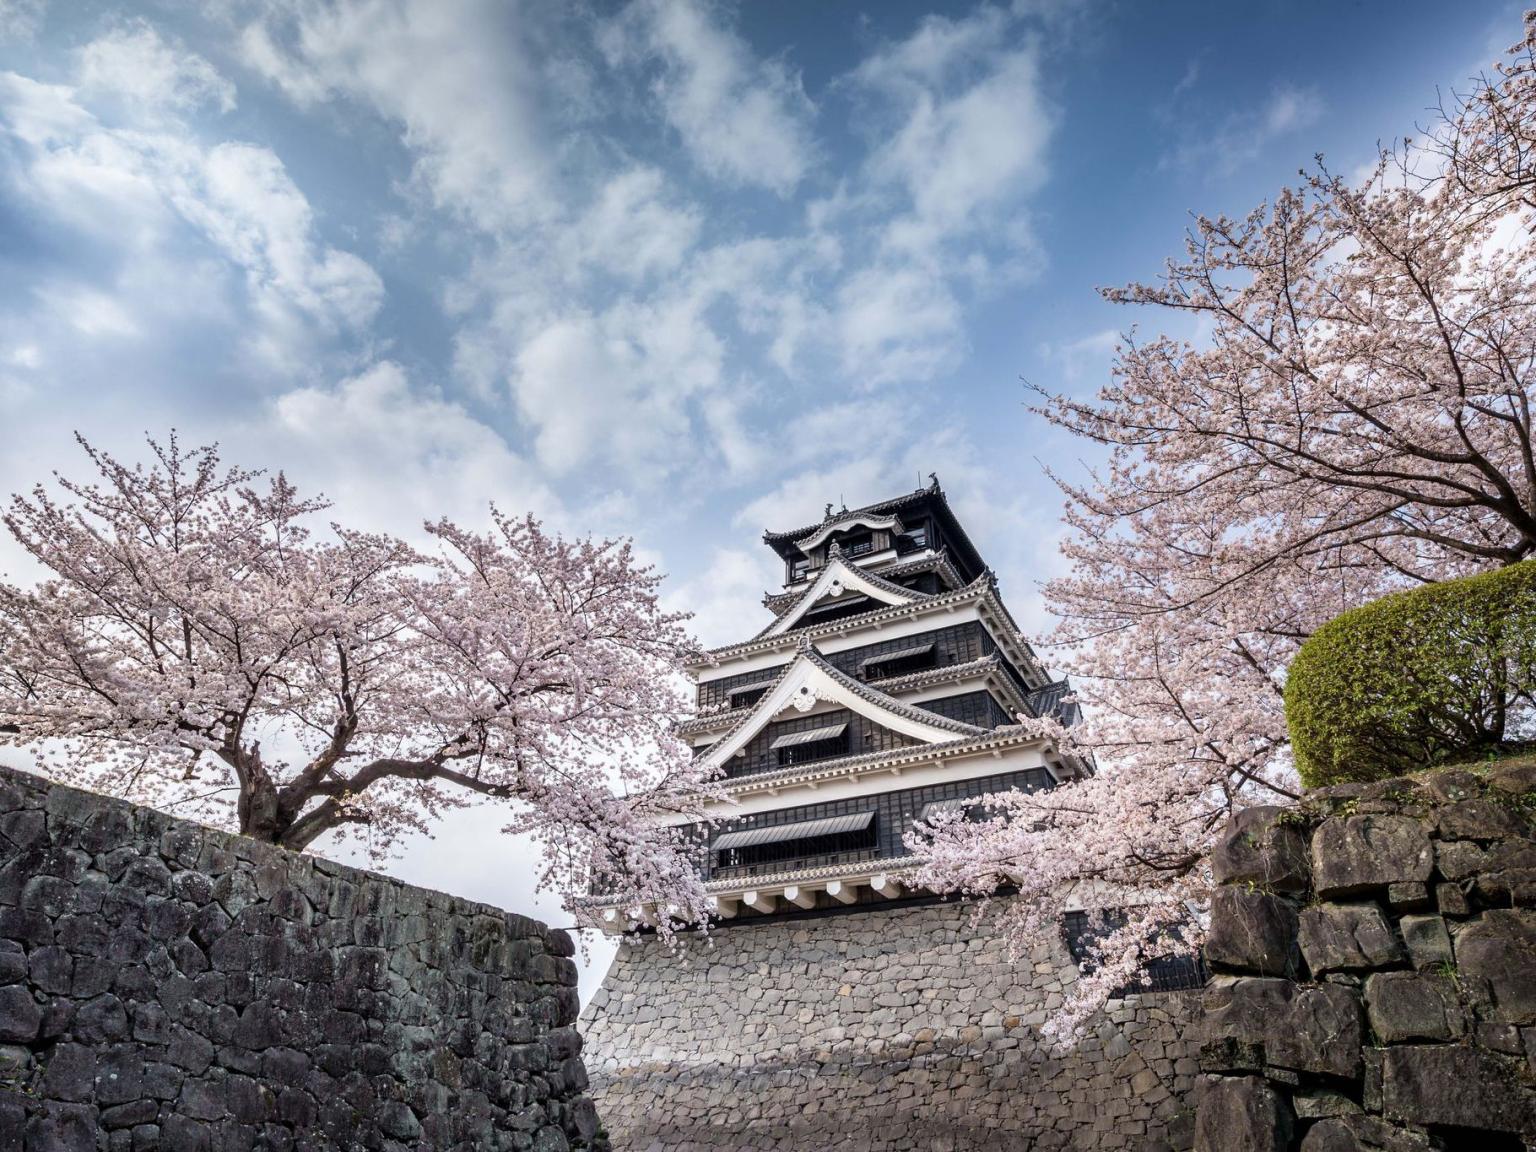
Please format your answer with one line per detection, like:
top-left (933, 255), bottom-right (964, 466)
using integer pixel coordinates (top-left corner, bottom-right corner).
top-left (761, 482), bottom-right (989, 587)
top-left (696, 641), bottom-right (989, 769)
top-left (801, 644), bottom-right (988, 737)
top-left (760, 552), bottom-right (965, 614)
top-left (1026, 679), bottom-right (1081, 726)
top-left (716, 724), bottom-right (1052, 796)
top-left (763, 484), bottom-right (938, 544)
top-left (703, 574), bottom-right (994, 662)
top-left (751, 554), bottom-right (936, 640)
top-left (678, 653), bottom-right (1029, 739)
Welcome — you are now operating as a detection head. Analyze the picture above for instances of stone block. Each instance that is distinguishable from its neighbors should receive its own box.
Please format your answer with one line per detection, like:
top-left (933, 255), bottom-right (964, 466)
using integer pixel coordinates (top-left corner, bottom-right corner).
top-left (1298, 1114), bottom-right (1435, 1151)
top-left (1205, 889), bottom-right (1297, 976)
top-left (1454, 909), bottom-right (1536, 1024)
top-left (0, 764), bottom-right (613, 1152)
top-left (0, 985), bottom-right (41, 1043)
top-left (1385, 882), bottom-right (1430, 911)
top-left (1435, 882), bottom-right (1470, 917)
top-left (1203, 977), bottom-right (1360, 1079)
top-left (1398, 915), bottom-right (1452, 972)
top-left (1291, 1089), bottom-right (1359, 1120)
top-left (1298, 903), bottom-right (1402, 975)
top-left (1212, 807), bottom-right (1311, 892)
top-left (1489, 760), bottom-right (1536, 796)
top-left (1437, 798), bottom-right (1529, 841)
top-left (24, 1102), bottom-right (99, 1152)
top-left (1381, 1044), bottom-right (1536, 1133)
top-left (1311, 816), bottom-right (1433, 899)
top-left (1194, 1076), bottom-right (1292, 1152)
top-left (1267, 983), bottom-right (1361, 1080)
top-left (1363, 972), bottom-right (1465, 1043)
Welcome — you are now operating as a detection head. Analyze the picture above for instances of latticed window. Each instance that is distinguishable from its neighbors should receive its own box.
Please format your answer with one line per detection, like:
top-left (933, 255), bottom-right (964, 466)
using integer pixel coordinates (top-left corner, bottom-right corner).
top-left (1062, 910), bottom-right (1207, 994)
top-left (712, 811), bottom-right (877, 873)
top-left (727, 680), bottom-right (772, 709)
top-left (771, 722), bottom-right (849, 766)
top-left (861, 642), bottom-right (937, 680)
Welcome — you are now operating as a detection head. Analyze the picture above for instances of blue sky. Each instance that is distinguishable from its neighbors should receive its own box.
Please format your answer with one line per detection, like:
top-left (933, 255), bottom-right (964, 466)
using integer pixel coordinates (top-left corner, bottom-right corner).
top-left (0, 0), bottom-right (1524, 979)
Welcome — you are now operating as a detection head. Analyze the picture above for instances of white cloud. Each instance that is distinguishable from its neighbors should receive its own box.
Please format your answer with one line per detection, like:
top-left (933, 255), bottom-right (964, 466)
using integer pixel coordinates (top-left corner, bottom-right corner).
top-left (508, 301), bottom-right (719, 479)
top-left (572, 166), bottom-right (702, 281)
top-left (0, 0), bottom-right (45, 43)
top-left (1038, 327), bottom-right (1119, 392)
top-left (829, 7), bottom-right (1056, 386)
top-left (663, 546), bottom-right (780, 648)
top-left (189, 142), bottom-right (384, 333)
top-left (853, 12), bottom-right (1052, 259)
top-left (836, 264), bottom-right (962, 385)
top-left (264, 360), bottom-right (561, 536)
top-left (0, 65), bottom-right (381, 367)
top-left (601, 0), bottom-right (816, 194)
top-left (240, 0), bottom-right (569, 232)
top-left (78, 20), bottom-right (237, 115)
top-left (1160, 84), bottom-right (1325, 176)
top-left (32, 284), bottom-right (140, 338)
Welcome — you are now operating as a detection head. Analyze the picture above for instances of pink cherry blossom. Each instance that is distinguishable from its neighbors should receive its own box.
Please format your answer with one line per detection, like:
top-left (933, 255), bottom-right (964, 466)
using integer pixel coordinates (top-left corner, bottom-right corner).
top-left (0, 432), bottom-right (719, 929)
top-left (915, 16), bottom-right (1536, 1039)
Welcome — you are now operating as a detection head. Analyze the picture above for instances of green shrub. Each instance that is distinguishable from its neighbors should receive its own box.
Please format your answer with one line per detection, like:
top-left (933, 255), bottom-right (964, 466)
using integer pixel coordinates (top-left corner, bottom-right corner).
top-left (1286, 562), bottom-right (1536, 788)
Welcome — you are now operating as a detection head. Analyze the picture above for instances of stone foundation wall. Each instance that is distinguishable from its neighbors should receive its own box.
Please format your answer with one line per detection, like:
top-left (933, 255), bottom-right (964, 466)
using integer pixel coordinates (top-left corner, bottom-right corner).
top-left (1197, 760), bottom-right (1536, 1150)
top-left (580, 899), bottom-right (1200, 1151)
top-left (0, 764), bottom-right (607, 1152)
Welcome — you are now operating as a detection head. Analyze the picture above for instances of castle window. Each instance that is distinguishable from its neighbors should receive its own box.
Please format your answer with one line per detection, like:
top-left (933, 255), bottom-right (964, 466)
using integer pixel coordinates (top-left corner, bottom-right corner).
top-left (1063, 910), bottom-right (1207, 994)
top-left (770, 722), bottom-right (849, 766)
top-left (727, 679), bottom-right (774, 709)
top-left (799, 593), bottom-right (874, 627)
top-left (898, 525), bottom-right (928, 552)
top-left (916, 796), bottom-right (993, 823)
top-left (861, 642), bottom-right (937, 680)
top-left (711, 811), bottom-right (876, 874)
top-left (790, 556), bottom-right (812, 582)
top-left (839, 532), bottom-right (874, 556)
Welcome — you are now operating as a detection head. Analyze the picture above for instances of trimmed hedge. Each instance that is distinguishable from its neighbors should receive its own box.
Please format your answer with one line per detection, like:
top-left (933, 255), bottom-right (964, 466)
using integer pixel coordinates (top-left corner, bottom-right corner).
top-left (1286, 561), bottom-right (1536, 788)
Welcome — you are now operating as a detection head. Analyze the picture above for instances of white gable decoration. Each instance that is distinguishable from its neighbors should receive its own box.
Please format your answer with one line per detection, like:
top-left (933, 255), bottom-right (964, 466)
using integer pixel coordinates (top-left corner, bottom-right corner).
top-left (761, 555), bottom-right (927, 638)
top-left (698, 645), bottom-right (984, 773)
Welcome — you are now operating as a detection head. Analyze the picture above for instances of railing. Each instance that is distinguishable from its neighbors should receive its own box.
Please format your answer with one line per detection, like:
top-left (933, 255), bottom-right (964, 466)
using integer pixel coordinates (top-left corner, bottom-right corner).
top-left (710, 847), bottom-right (881, 881)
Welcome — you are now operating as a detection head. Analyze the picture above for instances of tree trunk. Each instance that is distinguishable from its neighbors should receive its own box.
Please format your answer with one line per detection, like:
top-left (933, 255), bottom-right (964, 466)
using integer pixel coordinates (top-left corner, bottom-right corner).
top-left (235, 769), bottom-right (283, 844)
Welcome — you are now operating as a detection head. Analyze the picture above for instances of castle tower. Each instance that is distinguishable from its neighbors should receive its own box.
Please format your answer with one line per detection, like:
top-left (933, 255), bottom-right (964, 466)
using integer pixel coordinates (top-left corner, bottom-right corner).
top-left (597, 478), bottom-right (1085, 929)
top-left (579, 482), bottom-right (1199, 1151)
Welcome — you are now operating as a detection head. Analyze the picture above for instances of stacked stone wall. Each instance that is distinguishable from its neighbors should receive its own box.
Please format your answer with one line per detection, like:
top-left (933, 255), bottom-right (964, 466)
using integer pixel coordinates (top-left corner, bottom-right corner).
top-left (580, 899), bottom-right (1200, 1151)
top-left (0, 764), bottom-right (606, 1151)
top-left (1197, 760), bottom-right (1536, 1150)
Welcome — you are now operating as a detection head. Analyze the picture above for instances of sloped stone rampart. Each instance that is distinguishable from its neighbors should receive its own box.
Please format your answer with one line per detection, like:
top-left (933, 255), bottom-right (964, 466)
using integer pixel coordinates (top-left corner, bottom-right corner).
top-left (0, 763), bottom-right (607, 1151)
top-left (580, 899), bottom-right (1201, 1150)
top-left (1197, 760), bottom-right (1536, 1150)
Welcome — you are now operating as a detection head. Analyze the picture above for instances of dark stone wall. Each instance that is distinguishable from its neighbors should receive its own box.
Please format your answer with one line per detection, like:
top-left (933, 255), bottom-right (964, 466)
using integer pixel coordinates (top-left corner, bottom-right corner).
top-left (1196, 760), bottom-right (1536, 1151)
top-left (0, 763), bottom-right (607, 1152)
top-left (582, 898), bottom-right (1200, 1151)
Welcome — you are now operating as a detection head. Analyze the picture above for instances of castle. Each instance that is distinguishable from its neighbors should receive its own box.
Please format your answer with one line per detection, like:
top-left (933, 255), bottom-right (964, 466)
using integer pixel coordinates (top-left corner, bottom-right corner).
top-left (579, 482), bottom-right (1201, 1151)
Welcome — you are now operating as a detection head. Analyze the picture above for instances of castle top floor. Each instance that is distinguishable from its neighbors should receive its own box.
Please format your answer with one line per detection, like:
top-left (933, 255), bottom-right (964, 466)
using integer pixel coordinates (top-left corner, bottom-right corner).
top-left (761, 478), bottom-right (988, 593)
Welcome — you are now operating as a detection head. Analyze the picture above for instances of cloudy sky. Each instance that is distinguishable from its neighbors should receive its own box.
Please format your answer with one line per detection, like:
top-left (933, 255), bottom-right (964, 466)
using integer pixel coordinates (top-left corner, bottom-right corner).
top-left (0, 0), bottom-right (1523, 994)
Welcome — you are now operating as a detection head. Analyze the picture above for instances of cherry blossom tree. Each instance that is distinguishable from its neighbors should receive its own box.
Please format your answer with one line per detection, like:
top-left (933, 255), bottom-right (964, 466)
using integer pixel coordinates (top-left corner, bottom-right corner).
top-left (914, 16), bottom-right (1536, 1038)
top-left (0, 433), bottom-right (718, 925)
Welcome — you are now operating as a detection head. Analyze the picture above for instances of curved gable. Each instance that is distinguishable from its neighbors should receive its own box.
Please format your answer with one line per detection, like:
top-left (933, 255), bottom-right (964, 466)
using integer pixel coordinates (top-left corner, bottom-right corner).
top-left (699, 643), bottom-right (985, 773)
top-left (760, 556), bottom-right (929, 639)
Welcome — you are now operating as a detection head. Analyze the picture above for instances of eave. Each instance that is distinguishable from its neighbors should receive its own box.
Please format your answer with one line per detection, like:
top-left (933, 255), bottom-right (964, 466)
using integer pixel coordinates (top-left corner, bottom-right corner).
top-left (761, 552), bottom-right (966, 616)
top-left (694, 576), bottom-right (1048, 688)
top-left (696, 642), bottom-right (988, 774)
top-left (754, 553), bottom-right (933, 639)
top-left (712, 723), bottom-right (1055, 799)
